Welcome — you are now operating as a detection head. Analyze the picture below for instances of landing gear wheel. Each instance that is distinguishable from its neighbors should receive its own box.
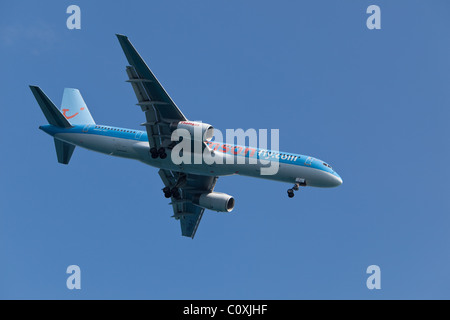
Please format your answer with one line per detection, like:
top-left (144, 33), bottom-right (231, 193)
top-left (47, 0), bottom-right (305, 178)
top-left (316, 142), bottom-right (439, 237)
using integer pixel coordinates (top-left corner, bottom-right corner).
top-left (171, 187), bottom-right (180, 199)
top-left (150, 147), bottom-right (159, 159)
top-left (287, 180), bottom-right (306, 198)
top-left (163, 186), bottom-right (172, 198)
top-left (151, 152), bottom-right (159, 159)
top-left (156, 147), bottom-right (167, 159)
top-left (287, 189), bottom-right (295, 198)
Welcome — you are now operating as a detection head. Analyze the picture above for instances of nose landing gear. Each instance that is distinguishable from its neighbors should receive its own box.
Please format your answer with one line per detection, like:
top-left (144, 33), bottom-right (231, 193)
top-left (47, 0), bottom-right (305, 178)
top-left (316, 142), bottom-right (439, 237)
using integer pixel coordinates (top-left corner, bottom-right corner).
top-left (287, 188), bottom-right (295, 198)
top-left (287, 179), bottom-right (306, 198)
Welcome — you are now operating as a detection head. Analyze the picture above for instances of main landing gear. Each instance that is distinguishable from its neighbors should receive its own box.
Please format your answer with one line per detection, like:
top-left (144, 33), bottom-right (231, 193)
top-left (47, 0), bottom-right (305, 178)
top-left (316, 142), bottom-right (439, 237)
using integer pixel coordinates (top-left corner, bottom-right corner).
top-left (162, 173), bottom-right (186, 200)
top-left (287, 179), bottom-right (306, 198)
top-left (163, 186), bottom-right (180, 199)
top-left (150, 147), bottom-right (167, 159)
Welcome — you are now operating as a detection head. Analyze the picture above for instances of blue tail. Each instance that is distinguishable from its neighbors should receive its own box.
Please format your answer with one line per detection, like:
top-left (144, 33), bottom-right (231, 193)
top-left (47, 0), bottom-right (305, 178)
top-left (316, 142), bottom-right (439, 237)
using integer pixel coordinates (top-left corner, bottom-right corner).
top-left (30, 86), bottom-right (95, 165)
top-left (60, 88), bottom-right (95, 125)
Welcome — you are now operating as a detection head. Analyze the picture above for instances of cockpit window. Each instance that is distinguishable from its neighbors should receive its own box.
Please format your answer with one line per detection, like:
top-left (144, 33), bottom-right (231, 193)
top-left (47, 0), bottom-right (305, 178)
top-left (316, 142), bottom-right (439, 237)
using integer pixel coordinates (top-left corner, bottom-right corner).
top-left (323, 162), bottom-right (332, 169)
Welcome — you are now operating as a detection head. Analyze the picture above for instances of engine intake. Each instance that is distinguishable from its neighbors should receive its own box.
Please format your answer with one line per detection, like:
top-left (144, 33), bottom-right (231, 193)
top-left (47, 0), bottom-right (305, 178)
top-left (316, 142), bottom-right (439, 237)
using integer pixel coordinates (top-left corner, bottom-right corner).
top-left (175, 121), bottom-right (214, 141)
top-left (193, 192), bottom-right (235, 212)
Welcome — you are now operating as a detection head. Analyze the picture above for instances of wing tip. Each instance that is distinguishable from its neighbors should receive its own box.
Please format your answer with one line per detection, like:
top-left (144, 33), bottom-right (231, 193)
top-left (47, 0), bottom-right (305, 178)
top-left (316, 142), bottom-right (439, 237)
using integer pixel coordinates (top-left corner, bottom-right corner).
top-left (115, 33), bottom-right (128, 40)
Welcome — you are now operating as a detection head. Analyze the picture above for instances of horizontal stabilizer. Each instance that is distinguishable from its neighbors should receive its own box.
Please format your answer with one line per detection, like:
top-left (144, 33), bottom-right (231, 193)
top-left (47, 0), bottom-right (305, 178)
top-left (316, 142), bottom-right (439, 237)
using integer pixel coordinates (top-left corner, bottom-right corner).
top-left (29, 86), bottom-right (72, 128)
top-left (54, 138), bottom-right (76, 165)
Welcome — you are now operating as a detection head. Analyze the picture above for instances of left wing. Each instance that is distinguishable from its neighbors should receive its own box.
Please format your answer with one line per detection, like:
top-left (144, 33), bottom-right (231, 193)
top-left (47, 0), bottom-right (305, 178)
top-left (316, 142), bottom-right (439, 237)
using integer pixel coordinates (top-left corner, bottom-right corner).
top-left (158, 169), bottom-right (218, 238)
top-left (116, 34), bottom-right (187, 150)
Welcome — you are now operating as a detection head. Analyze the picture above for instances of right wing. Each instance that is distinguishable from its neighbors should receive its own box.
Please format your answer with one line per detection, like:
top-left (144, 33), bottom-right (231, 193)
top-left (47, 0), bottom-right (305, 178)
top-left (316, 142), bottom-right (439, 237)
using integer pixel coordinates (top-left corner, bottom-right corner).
top-left (116, 34), bottom-right (187, 150)
top-left (158, 169), bottom-right (218, 239)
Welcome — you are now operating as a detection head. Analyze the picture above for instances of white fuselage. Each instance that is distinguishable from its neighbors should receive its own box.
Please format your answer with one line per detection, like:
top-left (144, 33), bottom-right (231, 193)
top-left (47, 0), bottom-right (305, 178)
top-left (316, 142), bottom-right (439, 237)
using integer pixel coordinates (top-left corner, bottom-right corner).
top-left (41, 124), bottom-right (343, 188)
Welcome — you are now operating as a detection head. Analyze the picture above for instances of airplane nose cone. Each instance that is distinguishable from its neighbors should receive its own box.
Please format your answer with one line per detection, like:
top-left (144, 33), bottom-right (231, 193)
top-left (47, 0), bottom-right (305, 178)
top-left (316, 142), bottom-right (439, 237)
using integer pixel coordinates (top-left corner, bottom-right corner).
top-left (332, 173), bottom-right (343, 187)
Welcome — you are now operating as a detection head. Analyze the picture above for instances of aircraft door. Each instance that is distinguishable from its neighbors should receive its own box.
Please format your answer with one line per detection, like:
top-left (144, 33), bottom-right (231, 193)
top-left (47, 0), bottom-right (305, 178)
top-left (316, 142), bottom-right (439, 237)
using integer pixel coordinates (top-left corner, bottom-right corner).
top-left (82, 124), bottom-right (90, 132)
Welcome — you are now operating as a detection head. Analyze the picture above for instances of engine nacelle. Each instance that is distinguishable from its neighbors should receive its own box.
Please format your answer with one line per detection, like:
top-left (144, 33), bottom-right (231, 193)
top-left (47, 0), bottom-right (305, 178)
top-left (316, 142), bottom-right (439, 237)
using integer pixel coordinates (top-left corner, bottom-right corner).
top-left (193, 192), bottom-right (235, 212)
top-left (175, 121), bottom-right (214, 141)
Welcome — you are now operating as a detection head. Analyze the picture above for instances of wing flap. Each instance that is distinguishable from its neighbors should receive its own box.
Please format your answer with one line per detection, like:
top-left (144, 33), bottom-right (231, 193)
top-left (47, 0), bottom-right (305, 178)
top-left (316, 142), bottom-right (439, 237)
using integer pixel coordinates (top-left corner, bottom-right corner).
top-left (179, 206), bottom-right (204, 238)
top-left (126, 65), bottom-right (161, 149)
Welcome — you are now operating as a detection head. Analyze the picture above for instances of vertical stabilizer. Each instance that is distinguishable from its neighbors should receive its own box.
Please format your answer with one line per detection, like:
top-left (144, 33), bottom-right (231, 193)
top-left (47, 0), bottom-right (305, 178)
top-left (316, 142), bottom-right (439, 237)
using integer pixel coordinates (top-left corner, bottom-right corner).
top-left (60, 88), bottom-right (95, 125)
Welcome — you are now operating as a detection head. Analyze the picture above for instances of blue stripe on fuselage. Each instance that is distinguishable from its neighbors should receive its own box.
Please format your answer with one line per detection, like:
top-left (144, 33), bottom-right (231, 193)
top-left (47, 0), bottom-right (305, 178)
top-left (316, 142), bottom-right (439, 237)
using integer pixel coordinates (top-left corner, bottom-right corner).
top-left (203, 141), bottom-right (339, 177)
top-left (40, 124), bottom-right (147, 141)
top-left (39, 124), bottom-right (340, 178)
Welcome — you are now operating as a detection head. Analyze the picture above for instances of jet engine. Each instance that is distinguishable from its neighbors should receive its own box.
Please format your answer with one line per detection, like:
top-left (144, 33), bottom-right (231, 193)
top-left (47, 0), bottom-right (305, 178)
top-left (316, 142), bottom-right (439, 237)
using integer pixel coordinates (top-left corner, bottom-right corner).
top-left (193, 192), bottom-right (235, 212)
top-left (174, 121), bottom-right (214, 141)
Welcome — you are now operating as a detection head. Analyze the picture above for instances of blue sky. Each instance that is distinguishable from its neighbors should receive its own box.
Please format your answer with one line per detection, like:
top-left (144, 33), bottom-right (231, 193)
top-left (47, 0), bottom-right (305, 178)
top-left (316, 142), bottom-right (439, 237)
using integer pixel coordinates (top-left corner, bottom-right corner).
top-left (1, 0), bottom-right (449, 299)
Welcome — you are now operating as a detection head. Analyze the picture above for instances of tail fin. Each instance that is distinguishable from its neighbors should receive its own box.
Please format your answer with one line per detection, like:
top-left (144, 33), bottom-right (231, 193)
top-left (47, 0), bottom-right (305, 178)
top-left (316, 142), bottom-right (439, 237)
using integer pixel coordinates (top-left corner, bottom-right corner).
top-left (29, 86), bottom-right (72, 128)
top-left (30, 85), bottom-right (78, 165)
top-left (60, 88), bottom-right (95, 125)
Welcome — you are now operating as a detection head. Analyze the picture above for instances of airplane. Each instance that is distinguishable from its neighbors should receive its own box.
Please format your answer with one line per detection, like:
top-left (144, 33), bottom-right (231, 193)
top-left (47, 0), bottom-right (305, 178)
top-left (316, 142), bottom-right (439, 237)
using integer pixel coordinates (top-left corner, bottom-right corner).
top-left (30, 34), bottom-right (342, 238)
